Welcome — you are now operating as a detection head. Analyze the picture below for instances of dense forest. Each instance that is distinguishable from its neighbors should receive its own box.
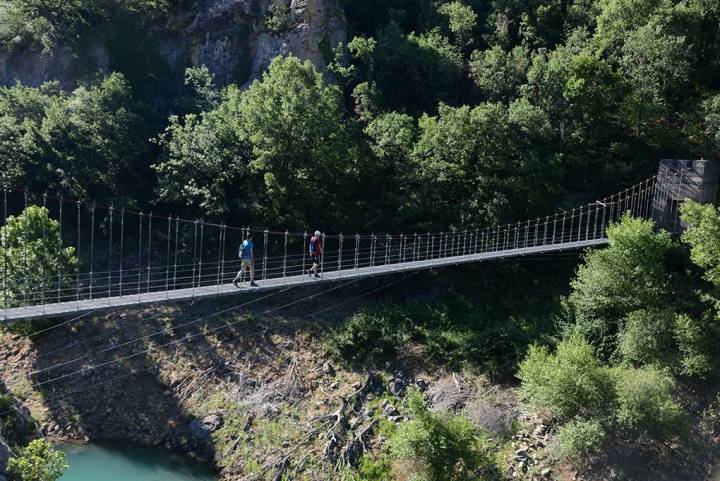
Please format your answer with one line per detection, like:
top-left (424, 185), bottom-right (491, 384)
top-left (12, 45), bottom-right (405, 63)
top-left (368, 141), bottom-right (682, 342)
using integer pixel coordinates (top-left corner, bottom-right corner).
top-left (1, 0), bottom-right (720, 480)
top-left (1, 0), bottom-right (719, 233)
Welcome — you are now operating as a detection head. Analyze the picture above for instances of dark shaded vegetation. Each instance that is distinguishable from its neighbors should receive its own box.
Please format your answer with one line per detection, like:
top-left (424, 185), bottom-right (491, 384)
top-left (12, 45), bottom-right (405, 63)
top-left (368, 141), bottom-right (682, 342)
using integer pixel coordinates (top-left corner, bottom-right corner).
top-left (327, 258), bottom-right (576, 379)
top-left (0, 0), bottom-right (718, 233)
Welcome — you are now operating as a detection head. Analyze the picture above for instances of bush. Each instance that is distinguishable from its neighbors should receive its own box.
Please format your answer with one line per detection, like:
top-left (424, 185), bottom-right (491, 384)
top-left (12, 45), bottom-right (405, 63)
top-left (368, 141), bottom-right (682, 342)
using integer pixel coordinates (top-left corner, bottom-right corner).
top-left (326, 309), bottom-right (411, 367)
top-left (517, 335), bottom-right (615, 419)
top-left (568, 215), bottom-right (672, 359)
top-left (552, 418), bottom-right (605, 462)
top-left (617, 308), bottom-right (676, 367)
top-left (389, 389), bottom-right (500, 481)
top-left (674, 313), bottom-right (714, 378)
top-left (680, 200), bottom-right (720, 287)
top-left (0, 205), bottom-right (78, 310)
top-left (7, 439), bottom-right (67, 481)
top-left (613, 366), bottom-right (686, 440)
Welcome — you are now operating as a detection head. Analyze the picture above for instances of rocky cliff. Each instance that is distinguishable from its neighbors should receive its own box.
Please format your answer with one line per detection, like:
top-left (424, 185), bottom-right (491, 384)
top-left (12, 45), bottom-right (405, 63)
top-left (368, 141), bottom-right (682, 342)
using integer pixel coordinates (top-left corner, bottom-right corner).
top-left (0, 0), bottom-right (345, 91)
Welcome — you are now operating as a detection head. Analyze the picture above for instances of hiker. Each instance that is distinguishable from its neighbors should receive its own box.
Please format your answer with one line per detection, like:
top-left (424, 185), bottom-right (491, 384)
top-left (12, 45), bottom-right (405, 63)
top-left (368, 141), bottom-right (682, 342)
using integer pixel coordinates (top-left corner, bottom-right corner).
top-left (307, 230), bottom-right (323, 278)
top-left (233, 233), bottom-right (258, 287)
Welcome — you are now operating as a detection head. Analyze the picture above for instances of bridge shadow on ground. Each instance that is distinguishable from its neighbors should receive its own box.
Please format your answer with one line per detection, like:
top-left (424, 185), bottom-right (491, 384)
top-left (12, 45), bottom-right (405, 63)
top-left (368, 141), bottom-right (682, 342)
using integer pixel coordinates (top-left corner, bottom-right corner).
top-left (0, 276), bottom-right (420, 474)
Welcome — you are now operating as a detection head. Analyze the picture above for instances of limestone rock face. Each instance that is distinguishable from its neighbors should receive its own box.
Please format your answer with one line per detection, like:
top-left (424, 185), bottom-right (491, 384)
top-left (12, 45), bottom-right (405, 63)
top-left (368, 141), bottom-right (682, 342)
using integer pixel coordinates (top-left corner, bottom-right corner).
top-left (0, 0), bottom-right (346, 89)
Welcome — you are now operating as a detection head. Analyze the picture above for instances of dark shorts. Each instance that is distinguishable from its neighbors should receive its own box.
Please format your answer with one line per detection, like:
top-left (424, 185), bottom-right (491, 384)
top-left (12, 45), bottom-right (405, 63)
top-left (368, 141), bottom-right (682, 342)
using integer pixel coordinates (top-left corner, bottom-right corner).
top-left (312, 255), bottom-right (322, 264)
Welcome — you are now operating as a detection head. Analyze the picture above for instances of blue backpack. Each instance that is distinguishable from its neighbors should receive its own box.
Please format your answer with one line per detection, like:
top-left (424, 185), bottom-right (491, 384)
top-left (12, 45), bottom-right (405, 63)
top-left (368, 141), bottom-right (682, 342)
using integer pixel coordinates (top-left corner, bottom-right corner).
top-left (238, 240), bottom-right (250, 259)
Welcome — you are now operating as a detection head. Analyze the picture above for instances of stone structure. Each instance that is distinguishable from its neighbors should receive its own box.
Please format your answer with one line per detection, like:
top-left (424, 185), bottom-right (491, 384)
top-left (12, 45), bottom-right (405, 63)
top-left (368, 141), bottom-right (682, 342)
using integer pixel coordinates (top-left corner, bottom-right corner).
top-left (652, 159), bottom-right (720, 232)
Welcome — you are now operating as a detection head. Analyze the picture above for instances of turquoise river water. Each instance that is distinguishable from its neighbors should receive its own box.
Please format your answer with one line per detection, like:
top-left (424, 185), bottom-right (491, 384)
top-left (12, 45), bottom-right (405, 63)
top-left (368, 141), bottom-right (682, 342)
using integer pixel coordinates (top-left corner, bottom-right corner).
top-left (56, 442), bottom-right (217, 481)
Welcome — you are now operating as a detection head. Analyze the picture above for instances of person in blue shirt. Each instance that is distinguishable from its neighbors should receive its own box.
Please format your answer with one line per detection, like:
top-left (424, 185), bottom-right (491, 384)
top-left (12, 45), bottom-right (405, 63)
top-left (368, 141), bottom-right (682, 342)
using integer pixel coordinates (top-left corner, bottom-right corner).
top-left (233, 233), bottom-right (258, 287)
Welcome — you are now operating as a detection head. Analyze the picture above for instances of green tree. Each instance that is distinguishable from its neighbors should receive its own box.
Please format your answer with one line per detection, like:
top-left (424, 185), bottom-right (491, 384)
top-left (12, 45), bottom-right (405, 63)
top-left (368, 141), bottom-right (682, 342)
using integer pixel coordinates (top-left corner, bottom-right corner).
top-left (469, 45), bottom-right (529, 101)
top-left (702, 95), bottom-right (720, 155)
top-left (674, 312), bottom-right (714, 378)
top-left (568, 215), bottom-right (673, 359)
top-left (7, 439), bottom-right (67, 481)
top-left (363, 112), bottom-right (418, 226)
top-left (0, 0), bottom-right (175, 53)
top-left (411, 99), bottom-right (556, 229)
top-left (613, 366), bottom-right (686, 439)
top-left (517, 335), bottom-right (615, 419)
top-left (157, 55), bottom-right (362, 230)
top-left (183, 65), bottom-right (220, 111)
top-left (40, 73), bottom-right (146, 198)
top-left (617, 308), bottom-right (676, 368)
top-left (237, 55), bottom-right (359, 229)
top-left (0, 205), bottom-right (78, 309)
top-left (389, 388), bottom-right (500, 481)
top-left (438, 1), bottom-right (478, 48)
top-left (620, 23), bottom-right (690, 143)
top-left (522, 30), bottom-right (628, 186)
top-left (595, 0), bottom-right (670, 49)
top-left (0, 74), bottom-right (147, 200)
top-left (155, 86), bottom-right (253, 218)
top-left (343, 24), bottom-right (465, 115)
top-left (680, 200), bottom-right (720, 287)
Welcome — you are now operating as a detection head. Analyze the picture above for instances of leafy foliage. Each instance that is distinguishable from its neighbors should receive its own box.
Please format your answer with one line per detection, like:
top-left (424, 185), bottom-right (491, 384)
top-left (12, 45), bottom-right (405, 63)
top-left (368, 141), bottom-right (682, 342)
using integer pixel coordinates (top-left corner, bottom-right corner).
top-left (552, 418), bottom-right (606, 462)
top-left (617, 308), bottom-right (676, 368)
top-left (0, 73), bottom-right (147, 199)
top-left (613, 366), bottom-right (686, 439)
top-left (389, 388), bottom-right (500, 481)
top-left (517, 335), bottom-right (614, 419)
top-left (0, 205), bottom-right (78, 309)
top-left (674, 313), bottom-right (714, 378)
top-left (7, 439), bottom-right (67, 481)
top-left (568, 215), bottom-right (673, 359)
top-left (680, 200), bottom-right (720, 287)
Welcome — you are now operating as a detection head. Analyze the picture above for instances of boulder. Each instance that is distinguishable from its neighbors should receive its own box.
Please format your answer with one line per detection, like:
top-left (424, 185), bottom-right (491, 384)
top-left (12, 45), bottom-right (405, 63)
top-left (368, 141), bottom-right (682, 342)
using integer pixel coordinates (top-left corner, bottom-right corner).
top-left (189, 414), bottom-right (223, 440)
top-left (202, 414), bottom-right (223, 431)
top-left (321, 362), bottom-right (335, 376)
top-left (388, 378), bottom-right (405, 396)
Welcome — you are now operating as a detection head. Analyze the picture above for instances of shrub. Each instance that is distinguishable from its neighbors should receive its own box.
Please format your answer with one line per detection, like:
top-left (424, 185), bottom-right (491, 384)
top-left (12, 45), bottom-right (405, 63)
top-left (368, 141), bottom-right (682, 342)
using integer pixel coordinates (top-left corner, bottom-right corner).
top-left (568, 215), bottom-right (672, 359)
top-left (0, 205), bottom-right (77, 313)
top-left (680, 200), bottom-right (720, 287)
top-left (674, 313), bottom-right (714, 378)
top-left (617, 308), bottom-right (675, 367)
top-left (552, 418), bottom-right (605, 462)
top-left (517, 335), bottom-right (615, 419)
top-left (265, 0), bottom-right (289, 33)
top-left (7, 439), bottom-right (67, 481)
top-left (389, 389), bottom-right (500, 481)
top-left (326, 309), bottom-right (411, 367)
top-left (613, 366), bottom-right (686, 440)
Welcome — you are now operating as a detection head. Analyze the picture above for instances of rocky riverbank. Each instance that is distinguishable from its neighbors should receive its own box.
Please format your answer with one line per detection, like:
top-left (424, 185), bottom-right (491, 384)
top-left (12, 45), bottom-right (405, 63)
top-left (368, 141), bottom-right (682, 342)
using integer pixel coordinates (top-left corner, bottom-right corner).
top-left (1, 289), bottom-right (719, 480)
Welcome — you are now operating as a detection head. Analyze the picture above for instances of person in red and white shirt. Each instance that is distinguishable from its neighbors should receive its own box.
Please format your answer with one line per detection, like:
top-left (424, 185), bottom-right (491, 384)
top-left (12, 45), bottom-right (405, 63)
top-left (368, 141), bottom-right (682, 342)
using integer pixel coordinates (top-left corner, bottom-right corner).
top-left (307, 230), bottom-right (323, 278)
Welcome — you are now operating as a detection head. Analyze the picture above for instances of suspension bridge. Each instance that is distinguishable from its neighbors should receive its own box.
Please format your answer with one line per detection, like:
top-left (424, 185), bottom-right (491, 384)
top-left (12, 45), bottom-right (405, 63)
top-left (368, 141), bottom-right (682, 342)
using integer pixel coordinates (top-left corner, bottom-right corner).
top-left (0, 160), bottom-right (712, 322)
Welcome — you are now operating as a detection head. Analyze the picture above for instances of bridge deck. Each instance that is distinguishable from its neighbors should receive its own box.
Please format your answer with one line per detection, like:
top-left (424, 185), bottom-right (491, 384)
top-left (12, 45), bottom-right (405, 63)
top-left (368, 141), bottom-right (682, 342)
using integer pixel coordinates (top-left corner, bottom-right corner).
top-left (1, 238), bottom-right (607, 321)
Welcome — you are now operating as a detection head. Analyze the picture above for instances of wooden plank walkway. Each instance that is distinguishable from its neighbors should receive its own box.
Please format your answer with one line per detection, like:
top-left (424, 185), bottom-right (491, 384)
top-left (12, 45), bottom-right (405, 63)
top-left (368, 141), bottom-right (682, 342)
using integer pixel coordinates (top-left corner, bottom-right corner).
top-left (1, 238), bottom-right (607, 322)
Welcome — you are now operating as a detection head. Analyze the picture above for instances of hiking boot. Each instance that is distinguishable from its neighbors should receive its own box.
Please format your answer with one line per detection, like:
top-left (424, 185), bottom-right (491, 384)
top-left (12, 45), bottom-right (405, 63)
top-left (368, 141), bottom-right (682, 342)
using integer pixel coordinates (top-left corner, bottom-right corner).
top-left (250, 281), bottom-right (259, 287)
top-left (233, 279), bottom-right (239, 288)
top-left (314, 273), bottom-right (320, 278)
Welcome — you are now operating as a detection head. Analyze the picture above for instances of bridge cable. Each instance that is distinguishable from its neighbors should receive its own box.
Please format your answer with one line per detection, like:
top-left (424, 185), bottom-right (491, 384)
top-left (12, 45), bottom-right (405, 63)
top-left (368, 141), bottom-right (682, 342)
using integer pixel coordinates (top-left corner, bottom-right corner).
top-left (30, 278), bottom-right (361, 389)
